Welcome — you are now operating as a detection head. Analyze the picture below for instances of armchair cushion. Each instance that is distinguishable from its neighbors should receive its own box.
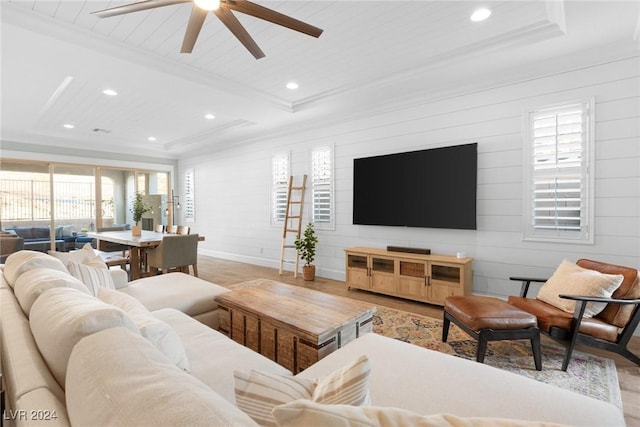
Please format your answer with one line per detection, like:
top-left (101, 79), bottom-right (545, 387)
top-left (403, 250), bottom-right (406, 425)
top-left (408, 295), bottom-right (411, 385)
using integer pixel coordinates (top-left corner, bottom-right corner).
top-left (536, 260), bottom-right (623, 318)
top-left (577, 259), bottom-right (640, 327)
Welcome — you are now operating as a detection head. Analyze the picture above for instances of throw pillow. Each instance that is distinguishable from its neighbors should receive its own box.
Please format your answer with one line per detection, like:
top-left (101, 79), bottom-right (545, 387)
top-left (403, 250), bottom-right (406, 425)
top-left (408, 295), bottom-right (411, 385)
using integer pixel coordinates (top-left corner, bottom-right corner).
top-left (68, 259), bottom-right (115, 296)
top-left (272, 400), bottom-right (567, 427)
top-left (3, 250), bottom-right (68, 289)
top-left (234, 355), bottom-right (370, 427)
top-left (14, 267), bottom-right (90, 316)
top-left (537, 259), bottom-right (624, 317)
top-left (61, 225), bottom-right (75, 237)
top-left (29, 287), bottom-right (139, 389)
top-left (97, 288), bottom-right (190, 372)
top-left (48, 243), bottom-right (102, 268)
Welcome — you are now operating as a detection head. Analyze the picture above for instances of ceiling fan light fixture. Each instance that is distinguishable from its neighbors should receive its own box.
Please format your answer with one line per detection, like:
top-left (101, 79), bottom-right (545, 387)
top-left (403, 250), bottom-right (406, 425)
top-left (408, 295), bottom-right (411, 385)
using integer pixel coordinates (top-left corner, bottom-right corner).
top-left (194, 0), bottom-right (220, 11)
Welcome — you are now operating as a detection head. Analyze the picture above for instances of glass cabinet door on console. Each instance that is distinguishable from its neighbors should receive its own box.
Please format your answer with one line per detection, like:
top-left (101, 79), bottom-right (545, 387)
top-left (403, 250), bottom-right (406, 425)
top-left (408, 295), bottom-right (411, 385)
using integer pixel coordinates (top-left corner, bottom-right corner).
top-left (346, 253), bottom-right (370, 289)
top-left (370, 256), bottom-right (396, 294)
top-left (427, 262), bottom-right (465, 305)
top-left (398, 260), bottom-right (428, 301)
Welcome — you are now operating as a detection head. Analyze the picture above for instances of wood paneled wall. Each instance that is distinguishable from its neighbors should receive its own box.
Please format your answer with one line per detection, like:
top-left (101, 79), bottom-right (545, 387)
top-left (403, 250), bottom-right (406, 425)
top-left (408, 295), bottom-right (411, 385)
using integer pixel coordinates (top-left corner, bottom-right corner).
top-left (181, 43), bottom-right (639, 308)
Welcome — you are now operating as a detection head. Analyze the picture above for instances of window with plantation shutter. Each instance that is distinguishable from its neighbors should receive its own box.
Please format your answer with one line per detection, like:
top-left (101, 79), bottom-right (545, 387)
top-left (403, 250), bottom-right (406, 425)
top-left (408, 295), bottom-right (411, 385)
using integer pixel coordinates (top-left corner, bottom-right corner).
top-left (311, 146), bottom-right (333, 229)
top-left (271, 153), bottom-right (290, 225)
top-left (523, 100), bottom-right (594, 243)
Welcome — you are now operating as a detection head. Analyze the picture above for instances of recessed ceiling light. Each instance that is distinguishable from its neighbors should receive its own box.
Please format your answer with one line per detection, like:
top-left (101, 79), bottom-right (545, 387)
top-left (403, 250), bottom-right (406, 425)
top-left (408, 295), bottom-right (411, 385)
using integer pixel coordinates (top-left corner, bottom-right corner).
top-left (470, 8), bottom-right (491, 22)
top-left (286, 81), bottom-right (299, 90)
top-left (102, 89), bottom-right (118, 96)
top-left (205, 113), bottom-right (215, 120)
top-left (63, 124), bottom-right (75, 129)
top-left (148, 136), bottom-right (157, 141)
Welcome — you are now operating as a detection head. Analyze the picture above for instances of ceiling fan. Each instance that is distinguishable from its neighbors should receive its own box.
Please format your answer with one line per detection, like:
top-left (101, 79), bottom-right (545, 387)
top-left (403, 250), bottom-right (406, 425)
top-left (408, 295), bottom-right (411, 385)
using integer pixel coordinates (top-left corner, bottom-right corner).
top-left (92, 0), bottom-right (323, 59)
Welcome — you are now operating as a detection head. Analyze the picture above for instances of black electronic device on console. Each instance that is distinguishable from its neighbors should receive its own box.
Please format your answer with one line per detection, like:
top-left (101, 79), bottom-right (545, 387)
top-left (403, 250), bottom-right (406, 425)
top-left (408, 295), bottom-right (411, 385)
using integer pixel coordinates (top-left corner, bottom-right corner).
top-left (386, 246), bottom-right (431, 255)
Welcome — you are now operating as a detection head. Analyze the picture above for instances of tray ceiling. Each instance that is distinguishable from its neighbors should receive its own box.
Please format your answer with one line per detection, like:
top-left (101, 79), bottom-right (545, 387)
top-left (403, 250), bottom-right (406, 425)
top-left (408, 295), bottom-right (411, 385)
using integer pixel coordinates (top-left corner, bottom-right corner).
top-left (1, 1), bottom-right (638, 158)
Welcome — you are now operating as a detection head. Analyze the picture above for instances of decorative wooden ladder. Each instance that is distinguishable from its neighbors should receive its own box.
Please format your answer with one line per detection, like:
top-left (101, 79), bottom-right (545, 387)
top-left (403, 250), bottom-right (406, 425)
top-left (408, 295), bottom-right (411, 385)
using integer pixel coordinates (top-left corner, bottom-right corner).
top-left (279, 175), bottom-right (307, 277)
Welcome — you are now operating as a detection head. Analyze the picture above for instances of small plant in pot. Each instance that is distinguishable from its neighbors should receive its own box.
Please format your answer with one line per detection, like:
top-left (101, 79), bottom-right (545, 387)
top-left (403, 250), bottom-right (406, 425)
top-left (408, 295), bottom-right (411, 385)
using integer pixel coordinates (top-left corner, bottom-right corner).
top-left (130, 192), bottom-right (151, 236)
top-left (294, 222), bottom-right (319, 281)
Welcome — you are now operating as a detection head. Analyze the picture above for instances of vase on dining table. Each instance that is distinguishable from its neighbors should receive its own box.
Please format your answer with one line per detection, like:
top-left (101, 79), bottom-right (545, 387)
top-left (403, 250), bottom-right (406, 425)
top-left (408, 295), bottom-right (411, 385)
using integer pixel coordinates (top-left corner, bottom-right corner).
top-left (132, 224), bottom-right (142, 237)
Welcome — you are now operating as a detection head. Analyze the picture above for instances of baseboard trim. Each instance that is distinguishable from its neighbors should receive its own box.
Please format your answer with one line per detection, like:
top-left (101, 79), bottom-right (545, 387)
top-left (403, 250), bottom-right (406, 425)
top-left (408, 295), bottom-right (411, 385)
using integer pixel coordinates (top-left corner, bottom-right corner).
top-left (198, 249), bottom-right (345, 282)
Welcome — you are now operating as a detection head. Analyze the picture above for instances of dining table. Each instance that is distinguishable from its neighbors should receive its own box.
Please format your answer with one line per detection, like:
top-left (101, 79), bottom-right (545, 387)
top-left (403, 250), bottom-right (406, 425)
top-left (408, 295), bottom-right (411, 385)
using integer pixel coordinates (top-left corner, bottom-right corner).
top-left (88, 230), bottom-right (204, 280)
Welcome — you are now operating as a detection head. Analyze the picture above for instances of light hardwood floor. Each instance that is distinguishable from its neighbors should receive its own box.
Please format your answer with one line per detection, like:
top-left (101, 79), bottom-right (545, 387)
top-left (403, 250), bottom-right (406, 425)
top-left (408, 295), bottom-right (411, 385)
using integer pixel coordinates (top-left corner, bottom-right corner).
top-left (197, 255), bottom-right (640, 426)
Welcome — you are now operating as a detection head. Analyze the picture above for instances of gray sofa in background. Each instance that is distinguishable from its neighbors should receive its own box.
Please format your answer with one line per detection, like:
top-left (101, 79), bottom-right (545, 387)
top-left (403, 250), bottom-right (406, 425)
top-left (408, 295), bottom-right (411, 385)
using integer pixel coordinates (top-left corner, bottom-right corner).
top-left (4, 226), bottom-right (76, 252)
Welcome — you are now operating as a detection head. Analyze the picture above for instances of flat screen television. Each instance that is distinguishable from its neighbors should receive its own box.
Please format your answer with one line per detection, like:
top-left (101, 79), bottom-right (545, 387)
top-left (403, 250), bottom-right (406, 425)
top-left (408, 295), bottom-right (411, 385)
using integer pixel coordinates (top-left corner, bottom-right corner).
top-left (352, 143), bottom-right (477, 230)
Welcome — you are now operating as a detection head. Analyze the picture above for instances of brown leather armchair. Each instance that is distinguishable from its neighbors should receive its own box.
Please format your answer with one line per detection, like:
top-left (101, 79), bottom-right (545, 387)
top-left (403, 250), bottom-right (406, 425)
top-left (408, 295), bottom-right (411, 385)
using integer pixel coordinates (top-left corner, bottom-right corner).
top-left (508, 259), bottom-right (640, 370)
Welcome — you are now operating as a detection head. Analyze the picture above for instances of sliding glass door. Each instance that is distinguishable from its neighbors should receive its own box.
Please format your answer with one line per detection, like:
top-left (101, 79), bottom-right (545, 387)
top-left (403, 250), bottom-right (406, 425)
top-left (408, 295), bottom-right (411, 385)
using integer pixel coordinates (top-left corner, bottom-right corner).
top-left (1, 159), bottom-right (173, 252)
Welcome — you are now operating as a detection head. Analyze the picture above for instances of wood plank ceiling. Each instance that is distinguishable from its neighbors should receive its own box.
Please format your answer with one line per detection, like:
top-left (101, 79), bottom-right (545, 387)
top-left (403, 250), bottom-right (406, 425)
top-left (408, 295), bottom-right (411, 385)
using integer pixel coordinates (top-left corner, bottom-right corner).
top-left (1, 1), bottom-right (638, 157)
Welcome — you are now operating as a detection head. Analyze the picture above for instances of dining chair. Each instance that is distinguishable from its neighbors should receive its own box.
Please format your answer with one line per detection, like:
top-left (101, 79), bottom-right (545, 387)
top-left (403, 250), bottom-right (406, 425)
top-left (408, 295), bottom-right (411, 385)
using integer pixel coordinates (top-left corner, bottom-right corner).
top-left (177, 225), bottom-right (190, 235)
top-left (146, 234), bottom-right (199, 277)
top-left (165, 225), bottom-right (177, 234)
top-left (155, 224), bottom-right (165, 233)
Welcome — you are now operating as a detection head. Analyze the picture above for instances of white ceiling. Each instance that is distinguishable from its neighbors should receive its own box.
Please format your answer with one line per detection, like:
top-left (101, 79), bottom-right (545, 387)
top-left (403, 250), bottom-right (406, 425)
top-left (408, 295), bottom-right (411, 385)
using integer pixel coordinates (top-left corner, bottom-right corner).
top-left (2, 0), bottom-right (639, 159)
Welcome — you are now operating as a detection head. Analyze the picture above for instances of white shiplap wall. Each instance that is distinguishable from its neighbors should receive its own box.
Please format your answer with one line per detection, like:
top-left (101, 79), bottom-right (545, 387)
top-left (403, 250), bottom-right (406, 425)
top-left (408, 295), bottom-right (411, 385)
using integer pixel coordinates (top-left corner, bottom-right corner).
top-left (181, 43), bottom-right (640, 305)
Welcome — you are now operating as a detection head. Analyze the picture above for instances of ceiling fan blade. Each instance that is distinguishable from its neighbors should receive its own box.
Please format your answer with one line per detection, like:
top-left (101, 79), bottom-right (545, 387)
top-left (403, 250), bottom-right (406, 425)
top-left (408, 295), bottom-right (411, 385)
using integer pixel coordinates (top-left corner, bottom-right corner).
top-left (223, 0), bottom-right (323, 38)
top-left (92, 0), bottom-right (191, 18)
top-left (181, 5), bottom-right (208, 53)
top-left (214, 7), bottom-right (265, 59)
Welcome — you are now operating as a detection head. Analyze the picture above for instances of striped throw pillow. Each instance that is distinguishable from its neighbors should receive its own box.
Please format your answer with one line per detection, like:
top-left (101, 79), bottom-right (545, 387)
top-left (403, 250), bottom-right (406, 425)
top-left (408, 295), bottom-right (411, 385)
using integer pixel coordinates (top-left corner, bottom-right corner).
top-left (67, 260), bottom-right (116, 296)
top-left (234, 355), bottom-right (370, 427)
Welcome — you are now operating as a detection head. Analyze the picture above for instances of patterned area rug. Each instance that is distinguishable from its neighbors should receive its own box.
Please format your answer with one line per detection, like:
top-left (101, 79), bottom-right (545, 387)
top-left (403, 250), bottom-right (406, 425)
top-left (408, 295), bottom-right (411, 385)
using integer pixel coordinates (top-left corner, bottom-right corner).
top-left (373, 305), bottom-right (622, 408)
top-left (229, 280), bottom-right (622, 408)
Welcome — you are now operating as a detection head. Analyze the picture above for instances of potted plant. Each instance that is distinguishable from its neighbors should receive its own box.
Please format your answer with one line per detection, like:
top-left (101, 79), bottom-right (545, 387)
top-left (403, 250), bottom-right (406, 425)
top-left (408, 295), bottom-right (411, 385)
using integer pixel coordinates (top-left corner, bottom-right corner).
top-left (294, 222), bottom-right (319, 281)
top-left (130, 192), bottom-right (151, 236)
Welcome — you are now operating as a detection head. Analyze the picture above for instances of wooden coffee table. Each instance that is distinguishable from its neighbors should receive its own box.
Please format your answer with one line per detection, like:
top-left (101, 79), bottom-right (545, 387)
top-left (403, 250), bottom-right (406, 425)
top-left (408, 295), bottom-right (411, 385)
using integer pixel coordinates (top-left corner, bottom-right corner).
top-left (215, 280), bottom-right (377, 373)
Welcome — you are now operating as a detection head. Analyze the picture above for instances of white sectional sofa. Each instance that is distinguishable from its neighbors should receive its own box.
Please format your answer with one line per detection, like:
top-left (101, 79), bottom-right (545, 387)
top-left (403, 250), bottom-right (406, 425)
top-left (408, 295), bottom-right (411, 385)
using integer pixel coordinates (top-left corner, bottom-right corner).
top-left (0, 250), bottom-right (626, 426)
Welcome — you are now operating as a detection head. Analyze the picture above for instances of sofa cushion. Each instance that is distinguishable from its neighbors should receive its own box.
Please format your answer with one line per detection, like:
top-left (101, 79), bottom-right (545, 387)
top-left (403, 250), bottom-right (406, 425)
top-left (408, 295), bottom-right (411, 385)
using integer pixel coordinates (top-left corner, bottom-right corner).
top-left (67, 259), bottom-right (116, 296)
top-left (234, 355), bottom-right (370, 427)
top-left (15, 388), bottom-right (70, 427)
top-left (120, 272), bottom-right (229, 317)
top-left (98, 288), bottom-right (190, 372)
top-left (47, 243), bottom-right (100, 268)
top-left (11, 227), bottom-right (34, 239)
top-left (14, 267), bottom-right (90, 316)
top-left (272, 400), bottom-right (567, 427)
top-left (0, 287), bottom-right (66, 410)
top-left (536, 259), bottom-right (624, 317)
top-left (66, 327), bottom-right (258, 427)
top-left (32, 227), bottom-right (50, 239)
top-left (3, 251), bottom-right (68, 288)
top-left (296, 333), bottom-right (625, 426)
top-left (152, 308), bottom-right (291, 404)
top-left (29, 287), bottom-right (139, 389)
